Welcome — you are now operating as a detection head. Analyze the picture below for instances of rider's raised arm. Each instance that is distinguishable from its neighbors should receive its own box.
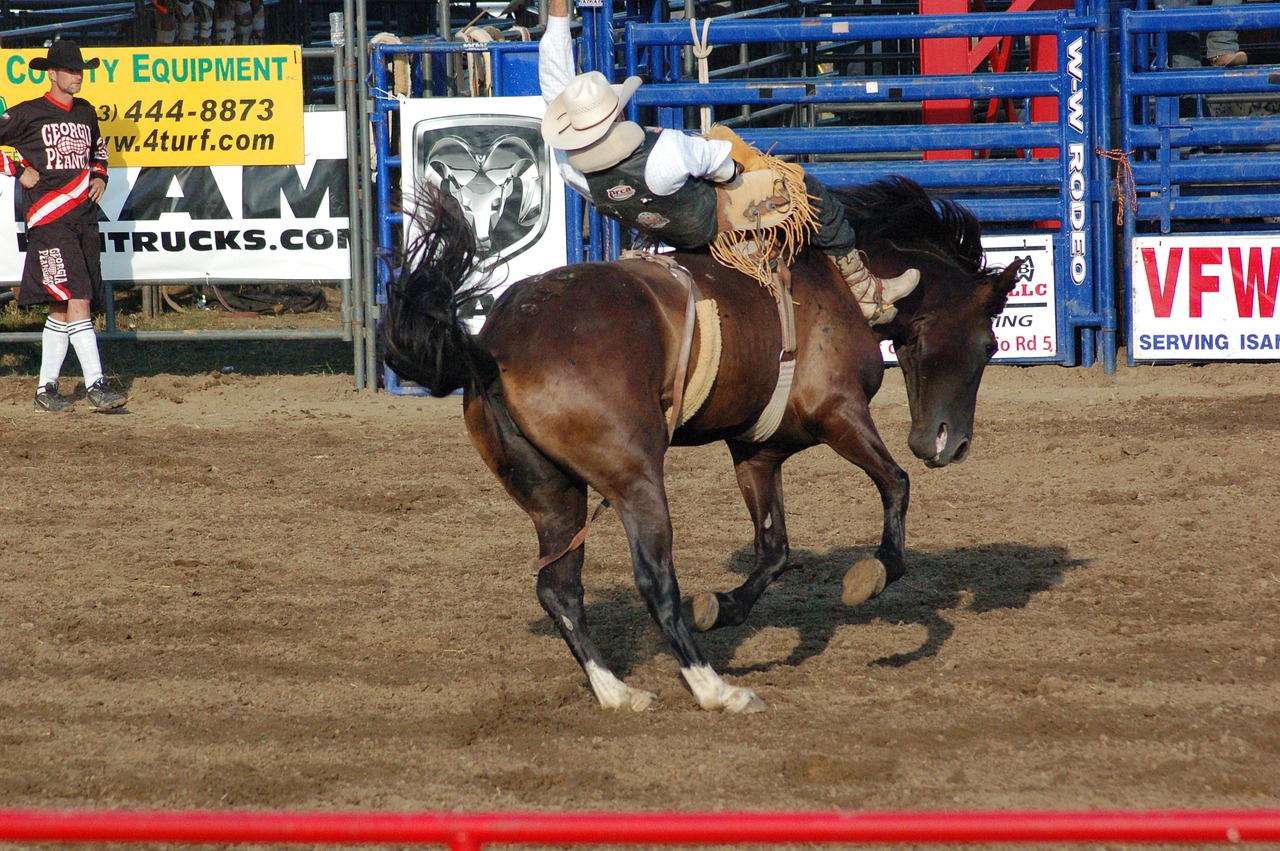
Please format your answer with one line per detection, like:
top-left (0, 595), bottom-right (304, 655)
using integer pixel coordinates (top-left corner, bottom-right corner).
top-left (539, 0), bottom-right (577, 105)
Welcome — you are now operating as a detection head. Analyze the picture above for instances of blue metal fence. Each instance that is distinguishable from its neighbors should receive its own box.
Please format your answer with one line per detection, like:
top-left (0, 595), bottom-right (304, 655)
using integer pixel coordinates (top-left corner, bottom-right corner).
top-left (621, 7), bottom-right (1115, 369)
top-left (1117, 4), bottom-right (1280, 364)
top-left (367, 1), bottom-right (1280, 388)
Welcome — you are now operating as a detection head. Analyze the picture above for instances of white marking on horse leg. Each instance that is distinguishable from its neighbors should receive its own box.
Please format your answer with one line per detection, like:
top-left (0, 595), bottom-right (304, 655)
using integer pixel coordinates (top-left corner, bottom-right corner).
top-left (584, 661), bottom-right (657, 712)
top-left (561, 615), bottom-right (574, 632)
top-left (681, 664), bottom-right (767, 713)
top-left (762, 512), bottom-right (772, 530)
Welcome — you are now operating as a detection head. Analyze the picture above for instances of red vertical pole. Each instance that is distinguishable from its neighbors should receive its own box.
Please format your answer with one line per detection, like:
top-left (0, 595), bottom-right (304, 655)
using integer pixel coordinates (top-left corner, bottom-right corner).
top-left (1029, 0), bottom-right (1073, 159)
top-left (920, 0), bottom-right (973, 161)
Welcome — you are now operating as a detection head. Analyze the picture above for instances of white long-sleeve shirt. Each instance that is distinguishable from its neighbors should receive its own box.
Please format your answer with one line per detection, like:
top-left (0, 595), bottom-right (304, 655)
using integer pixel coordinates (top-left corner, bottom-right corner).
top-left (539, 14), bottom-right (733, 198)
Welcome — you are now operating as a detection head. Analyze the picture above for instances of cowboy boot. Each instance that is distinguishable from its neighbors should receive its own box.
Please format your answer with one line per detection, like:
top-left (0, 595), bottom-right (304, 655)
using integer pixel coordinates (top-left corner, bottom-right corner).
top-left (833, 249), bottom-right (920, 325)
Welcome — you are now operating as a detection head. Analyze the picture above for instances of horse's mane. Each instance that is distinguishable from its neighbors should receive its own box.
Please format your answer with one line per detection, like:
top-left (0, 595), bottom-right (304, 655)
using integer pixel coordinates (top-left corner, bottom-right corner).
top-left (829, 176), bottom-right (987, 275)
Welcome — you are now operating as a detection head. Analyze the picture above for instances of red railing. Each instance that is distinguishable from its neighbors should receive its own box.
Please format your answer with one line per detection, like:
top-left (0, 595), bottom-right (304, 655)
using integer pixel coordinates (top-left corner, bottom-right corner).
top-left (2, 810), bottom-right (1280, 848)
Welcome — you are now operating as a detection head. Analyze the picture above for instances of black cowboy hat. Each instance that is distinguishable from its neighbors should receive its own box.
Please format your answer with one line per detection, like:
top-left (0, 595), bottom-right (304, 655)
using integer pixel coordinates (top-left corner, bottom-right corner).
top-left (29, 40), bottom-right (100, 72)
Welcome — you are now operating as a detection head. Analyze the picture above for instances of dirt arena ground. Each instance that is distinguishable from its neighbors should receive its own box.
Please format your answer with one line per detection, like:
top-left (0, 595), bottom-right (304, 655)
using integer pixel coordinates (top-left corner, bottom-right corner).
top-left (1, 346), bottom-right (1278, 831)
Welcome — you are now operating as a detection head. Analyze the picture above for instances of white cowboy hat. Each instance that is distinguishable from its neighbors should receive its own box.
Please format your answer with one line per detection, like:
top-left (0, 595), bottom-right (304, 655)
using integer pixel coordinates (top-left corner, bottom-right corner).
top-left (542, 71), bottom-right (642, 151)
top-left (564, 120), bottom-right (645, 173)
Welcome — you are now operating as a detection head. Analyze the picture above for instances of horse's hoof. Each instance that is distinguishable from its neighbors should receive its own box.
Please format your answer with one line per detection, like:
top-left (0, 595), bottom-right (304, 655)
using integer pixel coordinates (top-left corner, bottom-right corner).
top-left (691, 592), bottom-right (720, 631)
top-left (724, 687), bottom-right (767, 714)
top-left (842, 559), bottom-right (887, 606)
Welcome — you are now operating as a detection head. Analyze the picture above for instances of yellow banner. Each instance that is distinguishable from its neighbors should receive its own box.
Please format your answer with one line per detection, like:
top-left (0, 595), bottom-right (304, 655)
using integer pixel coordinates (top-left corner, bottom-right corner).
top-left (0, 46), bottom-right (303, 167)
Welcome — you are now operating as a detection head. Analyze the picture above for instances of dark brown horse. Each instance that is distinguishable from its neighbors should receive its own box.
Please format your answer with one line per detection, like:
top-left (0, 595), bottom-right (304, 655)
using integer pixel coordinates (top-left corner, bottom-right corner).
top-left (383, 176), bottom-right (1021, 713)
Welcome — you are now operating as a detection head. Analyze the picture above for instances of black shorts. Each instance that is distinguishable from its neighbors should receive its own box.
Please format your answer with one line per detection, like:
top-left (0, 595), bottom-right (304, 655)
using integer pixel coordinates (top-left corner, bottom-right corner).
top-left (17, 219), bottom-right (104, 309)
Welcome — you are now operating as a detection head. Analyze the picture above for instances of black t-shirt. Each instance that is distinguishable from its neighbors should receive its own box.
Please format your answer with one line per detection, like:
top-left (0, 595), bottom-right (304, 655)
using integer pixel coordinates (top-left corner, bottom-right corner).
top-left (0, 93), bottom-right (108, 228)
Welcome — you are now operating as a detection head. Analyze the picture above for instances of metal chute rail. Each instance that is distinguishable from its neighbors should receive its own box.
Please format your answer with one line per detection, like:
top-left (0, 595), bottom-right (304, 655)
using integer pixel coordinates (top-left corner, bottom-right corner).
top-left (620, 4), bottom-right (1115, 368)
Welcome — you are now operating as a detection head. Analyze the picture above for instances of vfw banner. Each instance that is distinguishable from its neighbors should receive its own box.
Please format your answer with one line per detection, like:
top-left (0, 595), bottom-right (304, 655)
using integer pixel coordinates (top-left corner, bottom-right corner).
top-left (882, 233), bottom-right (1058, 363)
top-left (1132, 234), bottom-right (1280, 360)
top-left (0, 111), bottom-right (348, 283)
top-left (399, 96), bottom-right (567, 333)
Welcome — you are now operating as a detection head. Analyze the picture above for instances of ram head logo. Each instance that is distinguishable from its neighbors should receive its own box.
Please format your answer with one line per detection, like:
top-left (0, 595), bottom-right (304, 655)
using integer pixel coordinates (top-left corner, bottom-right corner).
top-left (414, 115), bottom-right (551, 266)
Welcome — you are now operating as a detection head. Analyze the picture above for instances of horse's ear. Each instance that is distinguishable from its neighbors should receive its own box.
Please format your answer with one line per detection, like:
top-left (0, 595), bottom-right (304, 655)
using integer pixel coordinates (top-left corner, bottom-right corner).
top-left (985, 257), bottom-right (1025, 315)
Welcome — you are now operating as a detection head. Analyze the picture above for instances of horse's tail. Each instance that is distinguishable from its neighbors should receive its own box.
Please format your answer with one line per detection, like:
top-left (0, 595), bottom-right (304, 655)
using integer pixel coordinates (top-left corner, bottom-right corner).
top-left (380, 184), bottom-right (499, 397)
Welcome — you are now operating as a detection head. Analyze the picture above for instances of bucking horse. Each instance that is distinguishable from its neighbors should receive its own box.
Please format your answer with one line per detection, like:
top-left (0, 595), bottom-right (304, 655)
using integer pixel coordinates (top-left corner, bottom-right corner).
top-left (382, 176), bottom-right (1022, 713)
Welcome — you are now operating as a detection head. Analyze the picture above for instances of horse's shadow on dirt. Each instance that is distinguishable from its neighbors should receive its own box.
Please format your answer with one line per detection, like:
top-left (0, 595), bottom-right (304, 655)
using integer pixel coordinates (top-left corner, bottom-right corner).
top-left (529, 543), bottom-right (1086, 678)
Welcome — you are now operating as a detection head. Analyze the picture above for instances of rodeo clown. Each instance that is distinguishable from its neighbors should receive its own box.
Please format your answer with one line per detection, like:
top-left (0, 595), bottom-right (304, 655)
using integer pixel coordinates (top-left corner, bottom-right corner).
top-left (538, 0), bottom-right (918, 325)
top-left (0, 40), bottom-right (127, 411)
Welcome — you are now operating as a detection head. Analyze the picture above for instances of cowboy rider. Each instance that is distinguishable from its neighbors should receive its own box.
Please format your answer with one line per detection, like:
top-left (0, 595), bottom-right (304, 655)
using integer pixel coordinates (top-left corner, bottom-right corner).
top-left (538, 0), bottom-right (919, 324)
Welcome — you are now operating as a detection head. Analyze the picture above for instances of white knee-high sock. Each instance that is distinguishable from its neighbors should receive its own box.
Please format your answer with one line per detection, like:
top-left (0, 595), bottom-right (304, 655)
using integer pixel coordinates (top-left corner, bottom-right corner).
top-left (67, 319), bottom-right (105, 386)
top-left (38, 318), bottom-right (71, 388)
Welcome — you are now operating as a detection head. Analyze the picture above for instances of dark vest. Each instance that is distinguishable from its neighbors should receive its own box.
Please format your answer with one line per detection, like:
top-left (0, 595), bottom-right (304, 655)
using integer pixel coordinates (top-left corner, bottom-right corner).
top-left (584, 130), bottom-right (719, 249)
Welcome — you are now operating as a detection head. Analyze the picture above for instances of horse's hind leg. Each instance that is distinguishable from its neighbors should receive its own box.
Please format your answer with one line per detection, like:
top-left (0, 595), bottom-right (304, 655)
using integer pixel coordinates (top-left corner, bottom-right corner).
top-left (608, 474), bottom-right (766, 713)
top-left (691, 443), bottom-right (794, 631)
top-left (462, 392), bottom-right (656, 711)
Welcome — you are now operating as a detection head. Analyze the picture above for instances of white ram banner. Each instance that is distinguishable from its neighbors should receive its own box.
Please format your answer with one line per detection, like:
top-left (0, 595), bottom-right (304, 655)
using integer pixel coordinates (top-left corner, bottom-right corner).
top-left (882, 233), bottom-right (1058, 363)
top-left (1131, 234), bottom-right (1280, 361)
top-left (399, 96), bottom-right (568, 332)
top-left (0, 111), bottom-right (348, 283)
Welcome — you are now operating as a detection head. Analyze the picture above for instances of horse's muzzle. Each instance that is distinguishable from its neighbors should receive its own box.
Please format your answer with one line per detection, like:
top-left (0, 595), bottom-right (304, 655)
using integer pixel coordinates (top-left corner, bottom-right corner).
top-left (912, 422), bottom-right (970, 467)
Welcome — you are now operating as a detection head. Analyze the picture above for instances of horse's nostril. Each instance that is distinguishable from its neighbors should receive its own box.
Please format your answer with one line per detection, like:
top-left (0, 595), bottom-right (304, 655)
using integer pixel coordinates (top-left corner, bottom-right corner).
top-left (953, 439), bottom-right (970, 463)
top-left (934, 423), bottom-right (949, 457)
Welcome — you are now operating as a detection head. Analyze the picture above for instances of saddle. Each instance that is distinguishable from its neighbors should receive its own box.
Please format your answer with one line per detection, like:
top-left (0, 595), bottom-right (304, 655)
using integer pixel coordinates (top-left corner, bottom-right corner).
top-left (620, 251), bottom-right (722, 430)
top-left (620, 250), bottom-right (792, 445)
top-left (705, 125), bottom-right (817, 298)
top-left (703, 127), bottom-right (805, 441)
top-left (611, 130), bottom-right (811, 446)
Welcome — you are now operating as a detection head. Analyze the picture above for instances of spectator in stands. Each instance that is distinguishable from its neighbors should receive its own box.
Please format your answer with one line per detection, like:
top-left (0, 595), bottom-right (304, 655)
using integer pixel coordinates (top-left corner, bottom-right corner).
top-left (0, 41), bottom-right (127, 411)
top-left (152, 0), bottom-right (260, 45)
top-left (151, 0), bottom-right (205, 45)
top-left (1164, 0), bottom-right (1247, 68)
top-left (536, 0), bottom-right (919, 325)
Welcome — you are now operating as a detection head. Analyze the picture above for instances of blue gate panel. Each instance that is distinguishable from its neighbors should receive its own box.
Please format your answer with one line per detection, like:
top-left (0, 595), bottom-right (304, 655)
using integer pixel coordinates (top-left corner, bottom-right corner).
top-left (622, 8), bottom-right (1113, 369)
top-left (364, 0), bottom-right (1280, 380)
top-left (1119, 4), bottom-right (1280, 365)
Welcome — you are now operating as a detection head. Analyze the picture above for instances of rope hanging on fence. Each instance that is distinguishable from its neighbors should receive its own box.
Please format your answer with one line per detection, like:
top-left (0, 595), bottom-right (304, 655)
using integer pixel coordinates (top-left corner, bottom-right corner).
top-left (1097, 147), bottom-right (1138, 226)
top-left (458, 25), bottom-right (525, 97)
top-left (460, 26), bottom-right (502, 97)
top-left (369, 32), bottom-right (410, 97)
top-left (689, 18), bottom-right (713, 134)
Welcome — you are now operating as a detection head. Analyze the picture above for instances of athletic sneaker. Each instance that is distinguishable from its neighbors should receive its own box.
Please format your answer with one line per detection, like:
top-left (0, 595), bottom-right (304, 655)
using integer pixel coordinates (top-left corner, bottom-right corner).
top-left (87, 378), bottom-right (128, 411)
top-left (34, 382), bottom-right (74, 412)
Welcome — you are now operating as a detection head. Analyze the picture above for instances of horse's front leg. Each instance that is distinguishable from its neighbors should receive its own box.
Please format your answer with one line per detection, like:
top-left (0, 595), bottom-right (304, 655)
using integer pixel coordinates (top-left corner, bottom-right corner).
top-left (690, 443), bottom-right (794, 631)
top-left (819, 403), bottom-right (910, 607)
